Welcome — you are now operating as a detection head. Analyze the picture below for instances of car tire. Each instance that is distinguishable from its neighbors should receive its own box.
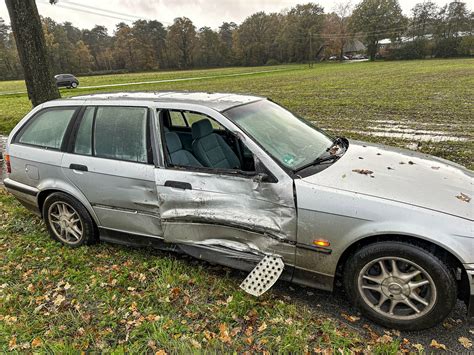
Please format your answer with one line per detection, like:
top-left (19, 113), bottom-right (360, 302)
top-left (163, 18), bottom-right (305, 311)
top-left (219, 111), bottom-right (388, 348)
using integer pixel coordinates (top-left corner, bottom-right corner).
top-left (71, 82), bottom-right (78, 88)
top-left (343, 241), bottom-right (457, 330)
top-left (43, 192), bottom-right (98, 247)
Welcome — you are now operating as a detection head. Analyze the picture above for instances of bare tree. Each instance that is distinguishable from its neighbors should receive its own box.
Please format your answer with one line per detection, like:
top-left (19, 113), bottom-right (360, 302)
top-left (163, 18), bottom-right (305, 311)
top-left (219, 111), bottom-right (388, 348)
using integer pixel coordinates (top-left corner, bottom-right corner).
top-left (334, 1), bottom-right (353, 60)
top-left (5, 0), bottom-right (60, 106)
top-left (323, 1), bottom-right (353, 60)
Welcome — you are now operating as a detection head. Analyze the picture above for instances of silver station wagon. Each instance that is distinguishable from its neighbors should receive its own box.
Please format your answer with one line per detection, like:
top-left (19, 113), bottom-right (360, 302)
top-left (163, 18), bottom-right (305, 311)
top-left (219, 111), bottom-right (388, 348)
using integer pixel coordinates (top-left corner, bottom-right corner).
top-left (4, 92), bottom-right (473, 330)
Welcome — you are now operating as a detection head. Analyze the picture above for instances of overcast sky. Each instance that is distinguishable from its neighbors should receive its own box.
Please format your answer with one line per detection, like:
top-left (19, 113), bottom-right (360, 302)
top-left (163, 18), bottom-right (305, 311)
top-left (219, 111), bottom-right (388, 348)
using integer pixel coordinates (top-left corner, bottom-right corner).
top-left (0, 0), bottom-right (472, 32)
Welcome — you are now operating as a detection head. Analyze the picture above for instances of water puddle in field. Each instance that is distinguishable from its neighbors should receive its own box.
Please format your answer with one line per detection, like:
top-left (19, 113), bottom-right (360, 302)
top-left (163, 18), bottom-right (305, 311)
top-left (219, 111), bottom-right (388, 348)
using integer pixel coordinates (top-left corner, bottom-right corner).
top-left (349, 129), bottom-right (467, 142)
top-left (327, 119), bottom-right (467, 143)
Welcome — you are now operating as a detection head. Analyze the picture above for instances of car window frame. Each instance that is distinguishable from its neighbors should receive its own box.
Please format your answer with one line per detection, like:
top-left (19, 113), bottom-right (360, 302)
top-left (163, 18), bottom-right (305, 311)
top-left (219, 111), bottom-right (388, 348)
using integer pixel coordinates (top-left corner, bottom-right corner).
top-left (13, 106), bottom-right (81, 151)
top-left (158, 108), bottom-right (269, 180)
top-left (67, 105), bottom-right (154, 165)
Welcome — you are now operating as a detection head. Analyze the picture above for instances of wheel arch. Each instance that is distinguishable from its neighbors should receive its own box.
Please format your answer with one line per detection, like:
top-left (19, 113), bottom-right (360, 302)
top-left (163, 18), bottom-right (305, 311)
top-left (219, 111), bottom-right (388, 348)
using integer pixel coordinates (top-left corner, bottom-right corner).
top-left (37, 188), bottom-right (100, 227)
top-left (335, 233), bottom-right (470, 303)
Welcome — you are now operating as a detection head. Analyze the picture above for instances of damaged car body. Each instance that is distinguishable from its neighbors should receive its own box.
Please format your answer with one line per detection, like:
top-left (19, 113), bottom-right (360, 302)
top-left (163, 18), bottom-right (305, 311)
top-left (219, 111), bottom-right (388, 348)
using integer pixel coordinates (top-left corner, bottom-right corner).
top-left (4, 92), bottom-right (473, 330)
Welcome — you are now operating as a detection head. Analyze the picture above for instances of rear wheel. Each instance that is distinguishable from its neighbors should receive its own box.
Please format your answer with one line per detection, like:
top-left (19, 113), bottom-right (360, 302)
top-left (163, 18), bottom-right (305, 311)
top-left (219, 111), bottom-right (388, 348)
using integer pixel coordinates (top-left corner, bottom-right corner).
top-left (43, 192), bottom-right (97, 247)
top-left (343, 241), bottom-right (457, 330)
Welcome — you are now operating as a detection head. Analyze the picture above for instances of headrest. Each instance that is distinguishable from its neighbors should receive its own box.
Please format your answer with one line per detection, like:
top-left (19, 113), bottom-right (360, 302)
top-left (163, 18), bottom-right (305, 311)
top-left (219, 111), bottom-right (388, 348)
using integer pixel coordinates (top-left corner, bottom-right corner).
top-left (165, 132), bottom-right (182, 153)
top-left (192, 119), bottom-right (213, 139)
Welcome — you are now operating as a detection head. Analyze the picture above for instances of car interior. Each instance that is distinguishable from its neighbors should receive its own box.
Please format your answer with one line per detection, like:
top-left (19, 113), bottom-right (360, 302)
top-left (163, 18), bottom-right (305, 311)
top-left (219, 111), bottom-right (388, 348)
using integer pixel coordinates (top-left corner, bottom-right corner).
top-left (160, 109), bottom-right (256, 172)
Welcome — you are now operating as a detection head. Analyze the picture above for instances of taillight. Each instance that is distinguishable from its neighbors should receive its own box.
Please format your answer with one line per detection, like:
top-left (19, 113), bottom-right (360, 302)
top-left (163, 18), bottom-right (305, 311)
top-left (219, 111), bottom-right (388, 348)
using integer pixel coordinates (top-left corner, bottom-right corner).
top-left (4, 154), bottom-right (11, 174)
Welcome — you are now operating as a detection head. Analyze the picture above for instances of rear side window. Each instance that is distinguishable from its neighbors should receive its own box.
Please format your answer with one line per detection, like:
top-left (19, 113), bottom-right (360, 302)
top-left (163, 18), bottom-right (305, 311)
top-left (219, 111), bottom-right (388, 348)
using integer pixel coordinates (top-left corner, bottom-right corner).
top-left (169, 111), bottom-right (186, 127)
top-left (18, 108), bottom-right (76, 149)
top-left (94, 106), bottom-right (149, 163)
top-left (184, 112), bottom-right (223, 130)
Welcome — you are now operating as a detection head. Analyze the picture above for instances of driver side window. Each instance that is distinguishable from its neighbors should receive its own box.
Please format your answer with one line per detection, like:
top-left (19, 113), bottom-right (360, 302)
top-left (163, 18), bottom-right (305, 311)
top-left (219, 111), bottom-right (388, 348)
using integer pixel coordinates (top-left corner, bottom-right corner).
top-left (160, 109), bottom-right (255, 173)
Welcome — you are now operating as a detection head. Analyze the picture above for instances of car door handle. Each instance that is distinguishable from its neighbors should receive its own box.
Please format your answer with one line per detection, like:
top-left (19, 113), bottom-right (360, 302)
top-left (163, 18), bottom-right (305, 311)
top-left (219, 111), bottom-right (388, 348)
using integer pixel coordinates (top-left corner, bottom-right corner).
top-left (164, 180), bottom-right (192, 190)
top-left (69, 164), bottom-right (88, 172)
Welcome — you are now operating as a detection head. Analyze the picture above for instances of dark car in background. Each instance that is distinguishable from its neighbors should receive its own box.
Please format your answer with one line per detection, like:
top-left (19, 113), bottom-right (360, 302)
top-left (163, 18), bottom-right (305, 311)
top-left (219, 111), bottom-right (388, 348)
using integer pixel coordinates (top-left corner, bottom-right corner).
top-left (54, 74), bottom-right (79, 89)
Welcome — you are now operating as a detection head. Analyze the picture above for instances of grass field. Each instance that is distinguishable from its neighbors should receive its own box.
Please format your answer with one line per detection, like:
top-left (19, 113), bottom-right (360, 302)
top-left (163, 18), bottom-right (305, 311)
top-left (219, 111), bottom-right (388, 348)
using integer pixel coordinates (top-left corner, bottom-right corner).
top-left (0, 59), bottom-right (473, 352)
top-left (1, 59), bottom-right (473, 168)
top-left (0, 190), bottom-right (405, 353)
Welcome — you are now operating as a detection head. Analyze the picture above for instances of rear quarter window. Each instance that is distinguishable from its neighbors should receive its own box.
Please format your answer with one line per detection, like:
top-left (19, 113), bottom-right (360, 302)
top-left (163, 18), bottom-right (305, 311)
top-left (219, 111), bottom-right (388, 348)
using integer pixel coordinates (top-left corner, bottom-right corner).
top-left (16, 107), bottom-right (77, 149)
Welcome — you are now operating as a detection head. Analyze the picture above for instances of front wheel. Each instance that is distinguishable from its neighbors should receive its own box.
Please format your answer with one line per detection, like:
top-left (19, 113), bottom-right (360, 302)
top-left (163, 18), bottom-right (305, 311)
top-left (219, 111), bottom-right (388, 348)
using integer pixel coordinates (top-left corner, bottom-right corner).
top-left (343, 241), bottom-right (457, 330)
top-left (71, 82), bottom-right (78, 88)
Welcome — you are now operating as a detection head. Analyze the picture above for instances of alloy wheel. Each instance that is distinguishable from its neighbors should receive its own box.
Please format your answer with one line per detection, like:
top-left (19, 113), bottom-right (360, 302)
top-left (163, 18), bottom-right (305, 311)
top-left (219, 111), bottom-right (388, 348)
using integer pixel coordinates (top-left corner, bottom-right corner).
top-left (48, 201), bottom-right (83, 245)
top-left (358, 257), bottom-right (437, 320)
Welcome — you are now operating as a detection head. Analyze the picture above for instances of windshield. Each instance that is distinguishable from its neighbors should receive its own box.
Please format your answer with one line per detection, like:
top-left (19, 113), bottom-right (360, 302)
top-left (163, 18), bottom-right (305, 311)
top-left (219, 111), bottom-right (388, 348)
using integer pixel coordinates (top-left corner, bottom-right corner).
top-left (225, 100), bottom-right (333, 170)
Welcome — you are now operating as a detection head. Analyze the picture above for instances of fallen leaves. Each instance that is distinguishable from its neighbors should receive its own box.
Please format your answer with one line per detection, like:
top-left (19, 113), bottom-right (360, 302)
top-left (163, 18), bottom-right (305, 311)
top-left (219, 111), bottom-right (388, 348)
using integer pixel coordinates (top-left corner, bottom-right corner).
top-left (376, 334), bottom-right (393, 344)
top-left (169, 287), bottom-right (181, 300)
top-left (258, 322), bottom-right (267, 332)
top-left (352, 169), bottom-right (374, 176)
top-left (430, 339), bottom-right (447, 350)
top-left (8, 336), bottom-right (17, 350)
top-left (458, 337), bottom-right (472, 349)
top-left (341, 313), bottom-right (360, 323)
top-left (31, 337), bottom-right (42, 348)
top-left (218, 323), bottom-right (232, 344)
top-left (456, 192), bottom-right (471, 203)
top-left (190, 338), bottom-right (202, 349)
top-left (412, 343), bottom-right (424, 351)
top-left (1, 315), bottom-right (18, 325)
top-left (53, 294), bottom-right (66, 307)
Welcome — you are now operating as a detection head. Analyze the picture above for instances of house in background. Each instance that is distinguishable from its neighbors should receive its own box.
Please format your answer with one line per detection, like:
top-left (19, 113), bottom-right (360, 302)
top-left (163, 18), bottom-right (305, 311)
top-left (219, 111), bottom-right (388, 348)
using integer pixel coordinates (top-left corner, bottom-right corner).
top-left (343, 39), bottom-right (366, 56)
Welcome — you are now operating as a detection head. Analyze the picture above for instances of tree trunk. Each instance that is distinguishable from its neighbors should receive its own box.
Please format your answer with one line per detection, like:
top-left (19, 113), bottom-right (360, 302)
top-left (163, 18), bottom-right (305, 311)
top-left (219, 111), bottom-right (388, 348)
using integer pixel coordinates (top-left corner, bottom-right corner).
top-left (367, 41), bottom-right (378, 61)
top-left (5, 0), bottom-right (60, 106)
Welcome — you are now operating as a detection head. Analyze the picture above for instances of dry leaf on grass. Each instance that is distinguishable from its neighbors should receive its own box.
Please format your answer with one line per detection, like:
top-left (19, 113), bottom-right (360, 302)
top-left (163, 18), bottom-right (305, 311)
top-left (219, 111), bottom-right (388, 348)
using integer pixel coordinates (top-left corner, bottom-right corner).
top-left (258, 322), bottom-right (267, 332)
top-left (412, 343), bottom-right (424, 351)
top-left (341, 313), bottom-right (360, 323)
top-left (31, 338), bottom-right (42, 348)
top-left (458, 337), bottom-right (472, 349)
top-left (190, 339), bottom-right (202, 349)
top-left (53, 294), bottom-right (65, 307)
top-left (430, 339), bottom-right (447, 350)
top-left (218, 323), bottom-right (232, 344)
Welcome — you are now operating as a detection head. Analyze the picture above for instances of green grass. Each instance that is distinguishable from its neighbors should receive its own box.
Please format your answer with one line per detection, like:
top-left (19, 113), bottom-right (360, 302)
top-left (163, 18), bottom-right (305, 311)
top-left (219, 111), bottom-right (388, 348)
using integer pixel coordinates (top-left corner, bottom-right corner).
top-left (0, 59), bottom-right (473, 169)
top-left (0, 189), bottom-right (404, 353)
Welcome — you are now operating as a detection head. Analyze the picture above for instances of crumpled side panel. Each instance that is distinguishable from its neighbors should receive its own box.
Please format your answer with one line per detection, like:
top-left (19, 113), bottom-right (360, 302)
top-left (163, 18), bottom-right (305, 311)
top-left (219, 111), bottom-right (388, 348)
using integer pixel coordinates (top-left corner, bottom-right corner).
top-left (155, 168), bottom-right (297, 265)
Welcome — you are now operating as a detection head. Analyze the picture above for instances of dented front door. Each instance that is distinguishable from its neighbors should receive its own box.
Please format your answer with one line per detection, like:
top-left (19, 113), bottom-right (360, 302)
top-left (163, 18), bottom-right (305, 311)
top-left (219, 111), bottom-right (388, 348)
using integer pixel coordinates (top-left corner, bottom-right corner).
top-left (154, 168), bottom-right (297, 267)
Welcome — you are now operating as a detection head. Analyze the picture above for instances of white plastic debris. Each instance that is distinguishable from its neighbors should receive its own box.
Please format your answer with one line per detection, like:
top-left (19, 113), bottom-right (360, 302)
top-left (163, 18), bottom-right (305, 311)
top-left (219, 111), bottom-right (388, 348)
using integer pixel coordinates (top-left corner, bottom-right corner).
top-left (240, 255), bottom-right (284, 296)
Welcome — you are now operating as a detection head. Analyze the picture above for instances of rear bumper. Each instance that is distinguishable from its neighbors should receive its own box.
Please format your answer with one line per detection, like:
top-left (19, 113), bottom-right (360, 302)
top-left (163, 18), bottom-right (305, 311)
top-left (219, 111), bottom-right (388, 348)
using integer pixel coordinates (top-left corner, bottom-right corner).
top-left (3, 178), bottom-right (41, 216)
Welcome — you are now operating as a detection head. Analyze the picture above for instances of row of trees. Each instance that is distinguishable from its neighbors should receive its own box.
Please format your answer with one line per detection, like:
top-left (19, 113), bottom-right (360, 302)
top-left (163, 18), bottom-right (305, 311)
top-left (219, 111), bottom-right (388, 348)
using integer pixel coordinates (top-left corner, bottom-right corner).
top-left (385, 1), bottom-right (473, 59)
top-left (1, 0), bottom-right (473, 80)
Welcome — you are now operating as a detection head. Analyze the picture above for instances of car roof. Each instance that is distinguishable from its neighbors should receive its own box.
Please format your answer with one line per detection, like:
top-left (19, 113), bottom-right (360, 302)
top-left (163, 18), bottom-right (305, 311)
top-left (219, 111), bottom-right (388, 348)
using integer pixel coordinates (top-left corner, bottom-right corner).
top-left (67, 91), bottom-right (265, 112)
